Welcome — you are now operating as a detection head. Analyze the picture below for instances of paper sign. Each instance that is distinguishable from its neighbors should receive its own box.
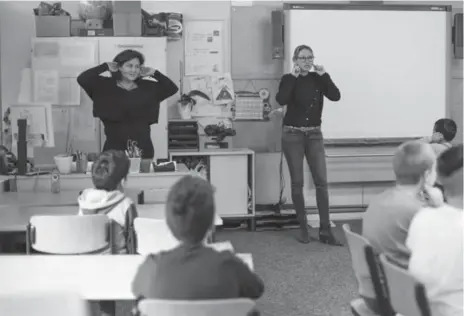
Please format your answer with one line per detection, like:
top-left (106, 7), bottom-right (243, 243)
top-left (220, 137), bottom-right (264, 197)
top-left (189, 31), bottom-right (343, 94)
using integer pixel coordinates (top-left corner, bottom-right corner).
top-left (33, 70), bottom-right (59, 104)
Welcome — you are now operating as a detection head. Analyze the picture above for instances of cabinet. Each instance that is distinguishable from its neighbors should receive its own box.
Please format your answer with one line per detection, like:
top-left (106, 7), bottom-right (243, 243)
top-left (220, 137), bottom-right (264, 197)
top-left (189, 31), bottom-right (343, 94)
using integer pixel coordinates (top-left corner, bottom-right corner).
top-left (170, 149), bottom-right (255, 219)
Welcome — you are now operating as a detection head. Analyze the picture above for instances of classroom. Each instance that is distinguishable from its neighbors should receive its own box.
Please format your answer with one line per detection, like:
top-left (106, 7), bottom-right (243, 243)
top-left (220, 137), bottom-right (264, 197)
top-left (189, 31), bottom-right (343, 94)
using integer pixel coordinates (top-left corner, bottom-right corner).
top-left (0, 1), bottom-right (463, 316)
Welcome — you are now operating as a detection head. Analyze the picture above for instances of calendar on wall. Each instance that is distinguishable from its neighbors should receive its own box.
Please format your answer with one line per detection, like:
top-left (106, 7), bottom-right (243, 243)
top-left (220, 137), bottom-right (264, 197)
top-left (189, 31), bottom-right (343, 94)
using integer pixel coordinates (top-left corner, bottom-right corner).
top-left (232, 89), bottom-right (271, 121)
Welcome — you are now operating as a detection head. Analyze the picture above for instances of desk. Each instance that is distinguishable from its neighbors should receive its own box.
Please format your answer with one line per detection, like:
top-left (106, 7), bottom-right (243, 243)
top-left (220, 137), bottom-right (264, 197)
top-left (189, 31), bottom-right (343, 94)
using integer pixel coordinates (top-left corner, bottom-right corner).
top-left (0, 204), bottom-right (223, 233)
top-left (3, 172), bottom-right (189, 193)
top-left (0, 189), bottom-right (142, 208)
top-left (0, 253), bottom-right (253, 300)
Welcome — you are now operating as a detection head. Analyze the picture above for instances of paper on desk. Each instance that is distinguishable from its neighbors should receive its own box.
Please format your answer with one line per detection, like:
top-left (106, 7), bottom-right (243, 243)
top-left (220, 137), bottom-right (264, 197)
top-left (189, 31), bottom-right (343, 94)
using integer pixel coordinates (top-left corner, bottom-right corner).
top-left (207, 241), bottom-right (234, 252)
top-left (33, 70), bottom-right (59, 104)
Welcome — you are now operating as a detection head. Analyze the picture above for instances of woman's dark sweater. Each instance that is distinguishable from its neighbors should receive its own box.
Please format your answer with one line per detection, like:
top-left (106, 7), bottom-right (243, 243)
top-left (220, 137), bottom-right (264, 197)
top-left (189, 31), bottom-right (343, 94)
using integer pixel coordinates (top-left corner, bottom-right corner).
top-left (77, 63), bottom-right (178, 158)
top-left (132, 244), bottom-right (264, 300)
top-left (275, 72), bottom-right (340, 128)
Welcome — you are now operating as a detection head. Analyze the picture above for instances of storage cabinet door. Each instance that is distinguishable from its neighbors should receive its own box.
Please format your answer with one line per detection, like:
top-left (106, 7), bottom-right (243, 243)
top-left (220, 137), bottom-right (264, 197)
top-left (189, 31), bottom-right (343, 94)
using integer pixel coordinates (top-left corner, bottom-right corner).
top-left (210, 155), bottom-right (249, 217)
top-left (97, 38), bottom-right (169, 159)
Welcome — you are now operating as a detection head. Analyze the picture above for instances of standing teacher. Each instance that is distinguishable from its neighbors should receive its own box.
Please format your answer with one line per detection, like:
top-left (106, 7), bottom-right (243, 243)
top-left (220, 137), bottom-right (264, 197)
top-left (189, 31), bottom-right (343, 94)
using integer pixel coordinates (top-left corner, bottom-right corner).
top-left (275, 45), bottom-right (342, 245)
top-left (77, 49), bottom-right (178, 160)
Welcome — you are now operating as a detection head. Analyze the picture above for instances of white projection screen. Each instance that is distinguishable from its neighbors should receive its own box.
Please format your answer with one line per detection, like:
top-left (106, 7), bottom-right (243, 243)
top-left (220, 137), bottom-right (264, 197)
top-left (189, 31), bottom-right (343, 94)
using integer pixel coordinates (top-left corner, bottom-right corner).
top-left (284, 4), bottom-right (451, 141)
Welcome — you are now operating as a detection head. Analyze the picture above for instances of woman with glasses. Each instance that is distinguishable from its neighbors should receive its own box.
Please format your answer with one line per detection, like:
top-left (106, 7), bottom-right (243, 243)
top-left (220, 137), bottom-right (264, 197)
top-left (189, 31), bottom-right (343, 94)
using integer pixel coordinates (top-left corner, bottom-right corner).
top-left (275, 45), bottom-right (342, 245)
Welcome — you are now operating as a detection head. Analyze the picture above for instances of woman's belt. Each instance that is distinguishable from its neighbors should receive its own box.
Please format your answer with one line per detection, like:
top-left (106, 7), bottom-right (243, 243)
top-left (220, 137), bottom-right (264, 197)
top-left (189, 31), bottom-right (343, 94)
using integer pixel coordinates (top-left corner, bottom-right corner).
top-left (284, 125), bottom-right (320, 132)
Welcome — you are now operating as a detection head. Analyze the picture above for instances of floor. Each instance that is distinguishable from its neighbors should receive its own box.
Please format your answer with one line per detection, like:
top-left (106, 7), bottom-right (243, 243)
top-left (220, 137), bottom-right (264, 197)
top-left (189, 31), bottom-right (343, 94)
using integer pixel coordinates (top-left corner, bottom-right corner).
top-left (114, 220), bottom-right (362, 316)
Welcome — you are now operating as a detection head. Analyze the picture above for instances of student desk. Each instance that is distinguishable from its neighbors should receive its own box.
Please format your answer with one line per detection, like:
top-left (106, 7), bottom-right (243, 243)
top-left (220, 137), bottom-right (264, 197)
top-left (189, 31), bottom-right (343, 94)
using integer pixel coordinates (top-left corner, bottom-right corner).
top-left (0, 204), bottom-right (223, 233)
top-left (0, 253), bottom-right (253, 301)
top-left (0, 189), bottom-right (142, 208)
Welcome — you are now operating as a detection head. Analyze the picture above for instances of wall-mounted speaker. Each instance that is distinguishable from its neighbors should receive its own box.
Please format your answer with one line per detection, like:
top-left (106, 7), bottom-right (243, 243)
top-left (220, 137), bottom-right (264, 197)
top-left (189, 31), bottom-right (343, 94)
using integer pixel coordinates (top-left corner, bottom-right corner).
top-left (271, 10), bottom-right (284, 59)
top-left (453, 13), bottom-right (463, 59)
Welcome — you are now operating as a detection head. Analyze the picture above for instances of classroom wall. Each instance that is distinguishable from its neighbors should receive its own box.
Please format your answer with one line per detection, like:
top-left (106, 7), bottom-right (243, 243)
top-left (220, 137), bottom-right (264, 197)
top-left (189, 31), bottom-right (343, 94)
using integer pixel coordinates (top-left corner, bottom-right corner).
top-left (1, 1), bottom-right (462, 149)
top-left (0, 1), bottom-right (462, 206)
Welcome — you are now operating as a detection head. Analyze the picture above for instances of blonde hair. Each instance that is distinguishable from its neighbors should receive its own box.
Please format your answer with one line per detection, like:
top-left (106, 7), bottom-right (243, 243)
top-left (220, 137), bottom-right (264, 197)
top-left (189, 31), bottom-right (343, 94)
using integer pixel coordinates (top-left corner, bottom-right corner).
top-left (292, 45), bottom-right (313, 62)
top-left (393, 140), bottom-right (436, 185)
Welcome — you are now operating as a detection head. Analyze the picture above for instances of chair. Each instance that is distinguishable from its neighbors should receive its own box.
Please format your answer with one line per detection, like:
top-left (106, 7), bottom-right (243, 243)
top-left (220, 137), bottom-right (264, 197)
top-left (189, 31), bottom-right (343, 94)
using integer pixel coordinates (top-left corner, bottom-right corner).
top-left (379, 254), bottom-right (432, 316)
top-left (0, 291), bottom-right (90, 316)
top-left (134, 218), bottom-right (233, 255)
top-left (134, 218), bottom-right (180, 254)
top-left (26, 214), bottom-right (111, 254)
top-left (138, 298), bottom-right (256, 316)
top-left (342, 224), bottom-right (391, 316)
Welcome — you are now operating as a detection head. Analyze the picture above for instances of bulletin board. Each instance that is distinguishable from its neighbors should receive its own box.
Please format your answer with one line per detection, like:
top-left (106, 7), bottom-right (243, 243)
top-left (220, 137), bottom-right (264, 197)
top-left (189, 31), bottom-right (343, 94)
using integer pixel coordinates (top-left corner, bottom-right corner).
top-left (231, 3), bottom-right (284, 80)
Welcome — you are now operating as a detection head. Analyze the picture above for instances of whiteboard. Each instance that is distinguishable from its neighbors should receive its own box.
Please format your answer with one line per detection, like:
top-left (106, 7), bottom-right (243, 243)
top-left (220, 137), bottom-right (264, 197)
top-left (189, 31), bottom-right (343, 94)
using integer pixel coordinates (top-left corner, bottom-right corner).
top-left (284, 6), bottom-right (450, 140)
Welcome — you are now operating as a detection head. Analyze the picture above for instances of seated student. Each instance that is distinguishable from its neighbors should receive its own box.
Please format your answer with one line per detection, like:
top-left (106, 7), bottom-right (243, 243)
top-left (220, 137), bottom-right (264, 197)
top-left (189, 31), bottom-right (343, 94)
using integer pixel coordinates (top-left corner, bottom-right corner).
top-left (132, 175), bottom-right (264, 301)
top-left (422, 118), bottom-right (457, 198)
top-left (423, 118), bottom-right (457, 157)
top-left (360, 140), bottom-right (439, 312)
top-left (407, 144), bottom-right (463, 316)
top-left (78, 150), bottom-right (138, 254)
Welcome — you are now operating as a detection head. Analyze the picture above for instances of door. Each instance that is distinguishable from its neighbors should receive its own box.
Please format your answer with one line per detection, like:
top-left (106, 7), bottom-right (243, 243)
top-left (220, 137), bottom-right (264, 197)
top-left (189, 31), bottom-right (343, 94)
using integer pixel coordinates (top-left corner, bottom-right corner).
top-left (97, 38), bottom-right (169, 160)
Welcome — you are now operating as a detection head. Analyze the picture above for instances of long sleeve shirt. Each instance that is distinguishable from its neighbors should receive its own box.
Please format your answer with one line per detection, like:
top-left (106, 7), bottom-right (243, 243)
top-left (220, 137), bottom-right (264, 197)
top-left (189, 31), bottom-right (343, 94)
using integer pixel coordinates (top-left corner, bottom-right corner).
top-left (275, 72), bottom-right (340, 127)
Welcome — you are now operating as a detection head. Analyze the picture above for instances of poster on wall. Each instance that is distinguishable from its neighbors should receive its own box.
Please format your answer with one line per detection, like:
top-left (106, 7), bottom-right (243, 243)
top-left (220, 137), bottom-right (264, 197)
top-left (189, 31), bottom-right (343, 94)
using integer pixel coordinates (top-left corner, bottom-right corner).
top-left (184, 20), bottom-right (225, 76)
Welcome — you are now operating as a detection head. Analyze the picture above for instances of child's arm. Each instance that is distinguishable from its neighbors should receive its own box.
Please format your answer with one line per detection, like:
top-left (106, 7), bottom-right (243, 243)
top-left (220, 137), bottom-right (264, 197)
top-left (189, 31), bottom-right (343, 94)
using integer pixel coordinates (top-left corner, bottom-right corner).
top-left (131, 254), bottom-right (158, 299)
top-left (223, 253), bottom-right (264, 299)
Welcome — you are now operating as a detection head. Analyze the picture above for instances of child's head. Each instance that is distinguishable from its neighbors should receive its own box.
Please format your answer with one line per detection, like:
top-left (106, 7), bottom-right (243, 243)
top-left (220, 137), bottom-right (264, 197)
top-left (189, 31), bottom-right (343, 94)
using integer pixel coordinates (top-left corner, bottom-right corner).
top-left (393, 140), bottom-right (437, 187)
top-left (91, 150), bottom-right (130, 191)
top-left (433, 118), bottom-right (457, 142)
top-left (165, 175), bottom-right (215, 245)
top-left (437, 144), bottom-right (463, 198)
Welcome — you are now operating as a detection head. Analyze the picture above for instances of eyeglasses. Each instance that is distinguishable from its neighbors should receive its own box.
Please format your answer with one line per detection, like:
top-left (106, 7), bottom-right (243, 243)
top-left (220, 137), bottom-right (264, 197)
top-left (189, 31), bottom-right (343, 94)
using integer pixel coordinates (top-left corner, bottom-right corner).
top-left (297, 57), bottom-right (314, 61)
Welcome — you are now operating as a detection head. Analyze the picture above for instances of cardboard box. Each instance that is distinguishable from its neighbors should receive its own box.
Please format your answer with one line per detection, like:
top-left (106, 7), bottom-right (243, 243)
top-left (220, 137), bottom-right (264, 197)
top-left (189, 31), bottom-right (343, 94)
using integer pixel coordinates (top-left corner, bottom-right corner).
top-left (35, 16), bottom-right (71, 37)
top-left (113, 1), bottom-right (141, 14)
top-left (113, 13), bottom-right (142, 36)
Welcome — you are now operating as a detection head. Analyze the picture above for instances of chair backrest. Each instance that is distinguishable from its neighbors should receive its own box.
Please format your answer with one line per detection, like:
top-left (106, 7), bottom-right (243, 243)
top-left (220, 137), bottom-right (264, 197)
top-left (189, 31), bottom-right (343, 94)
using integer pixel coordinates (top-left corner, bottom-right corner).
top-left (342, 224), bottom-right (375, 297)
top-left (134, 218), bottom-right (232, 255)
top-left (0, 291), bottom-right (90, 316)
top-left (134, 218), bottom-right (180, 255)
top-left (138, 298), bottom-right (256, 316)
top-left (379, 253), bottom-right (430, 316)
top-left (27, 214), bottom-right (111, 254)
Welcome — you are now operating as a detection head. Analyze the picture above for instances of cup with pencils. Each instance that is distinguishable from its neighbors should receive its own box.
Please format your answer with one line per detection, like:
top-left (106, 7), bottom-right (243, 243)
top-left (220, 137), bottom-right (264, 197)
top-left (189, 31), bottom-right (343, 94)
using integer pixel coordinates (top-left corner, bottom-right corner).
top-left (126, 140), bottom-right (142, 173)
top-left (75, 150), bottom-right (88, 174)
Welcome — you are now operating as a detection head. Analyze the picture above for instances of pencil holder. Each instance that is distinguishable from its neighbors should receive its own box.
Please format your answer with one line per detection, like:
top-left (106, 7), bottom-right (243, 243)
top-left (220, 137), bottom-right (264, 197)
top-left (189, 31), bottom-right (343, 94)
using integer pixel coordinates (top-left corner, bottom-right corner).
top-left (140, 158), bottom-right (152, 173)
top-left (129, 157), bottom-right (141, 174)
top-left (76, 156), bottom-right (88, 174)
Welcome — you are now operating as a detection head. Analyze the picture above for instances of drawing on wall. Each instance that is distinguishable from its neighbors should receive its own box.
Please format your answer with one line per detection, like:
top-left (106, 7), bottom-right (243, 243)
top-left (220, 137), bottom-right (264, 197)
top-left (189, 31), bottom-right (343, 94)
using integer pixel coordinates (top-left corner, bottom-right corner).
top-left (211, 73), bottom-right (234, 105)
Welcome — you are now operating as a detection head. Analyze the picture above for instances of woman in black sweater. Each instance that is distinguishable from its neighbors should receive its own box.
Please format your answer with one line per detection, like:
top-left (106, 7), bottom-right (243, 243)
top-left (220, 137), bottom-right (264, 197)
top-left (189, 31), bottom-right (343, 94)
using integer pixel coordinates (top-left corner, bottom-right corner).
top-left (275, 45), bottom-right (342, 245)
top-left (77, 49), bottom-right (178, 159)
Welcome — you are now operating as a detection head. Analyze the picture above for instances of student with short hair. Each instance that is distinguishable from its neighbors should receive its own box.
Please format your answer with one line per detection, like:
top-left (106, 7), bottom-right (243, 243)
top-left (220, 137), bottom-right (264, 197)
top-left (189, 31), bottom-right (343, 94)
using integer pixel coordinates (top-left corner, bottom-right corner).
top-left (360, 140), bottom-right (439, 313)
top-left (407, 144), bottom-right (463, 316)
top-left (132, 175), bottom-right (264, 301)
top-left (78, 149), bottom-right (138, 254)
top-left (424, 118), bottom-right (457, 157)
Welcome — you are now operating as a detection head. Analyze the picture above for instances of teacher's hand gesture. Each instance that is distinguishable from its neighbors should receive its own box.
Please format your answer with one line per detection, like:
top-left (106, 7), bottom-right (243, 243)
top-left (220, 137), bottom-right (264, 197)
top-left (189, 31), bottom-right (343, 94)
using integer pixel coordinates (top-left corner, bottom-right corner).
top-left (314, 65), bottom-right (326, 76)
top-left (107, 62), bottom-right (118, 72)
top-left (140, 66), bottom-right (155, 77)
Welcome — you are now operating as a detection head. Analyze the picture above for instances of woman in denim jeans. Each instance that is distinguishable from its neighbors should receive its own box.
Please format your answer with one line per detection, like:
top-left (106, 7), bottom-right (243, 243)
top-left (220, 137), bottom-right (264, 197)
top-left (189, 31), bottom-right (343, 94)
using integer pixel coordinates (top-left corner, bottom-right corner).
top-left (275, 45), bottom-right (342, 245)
